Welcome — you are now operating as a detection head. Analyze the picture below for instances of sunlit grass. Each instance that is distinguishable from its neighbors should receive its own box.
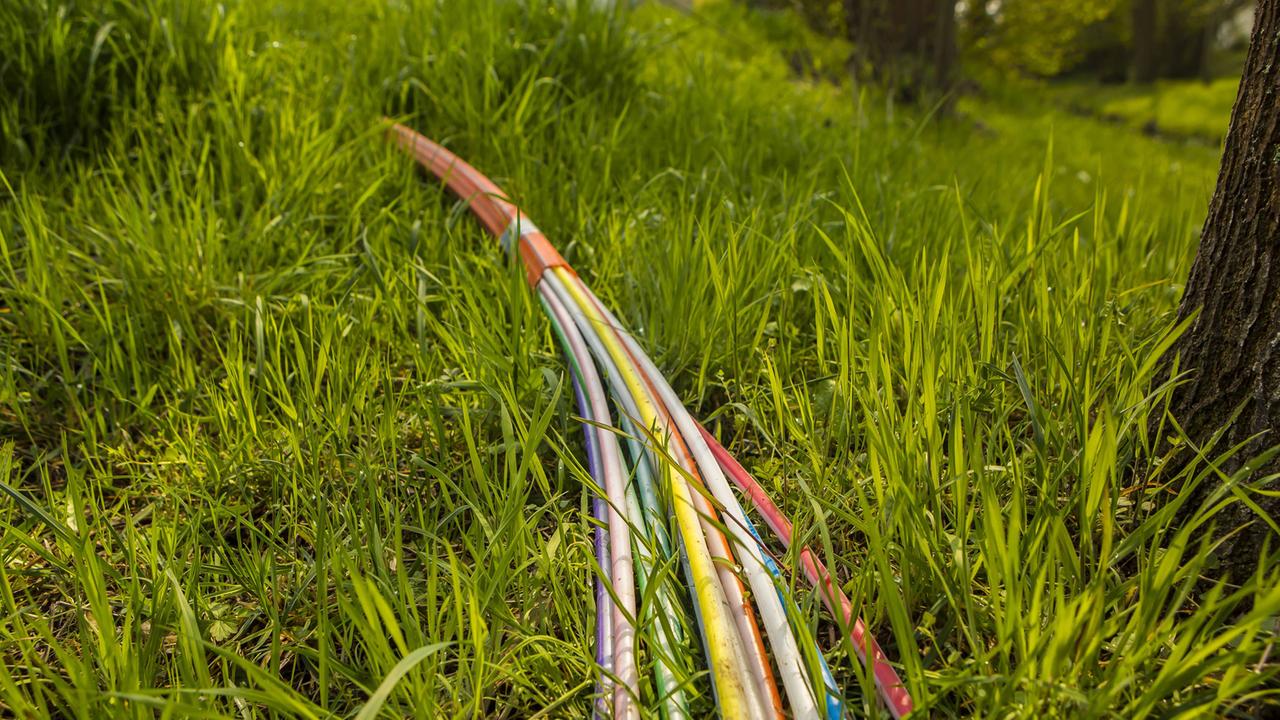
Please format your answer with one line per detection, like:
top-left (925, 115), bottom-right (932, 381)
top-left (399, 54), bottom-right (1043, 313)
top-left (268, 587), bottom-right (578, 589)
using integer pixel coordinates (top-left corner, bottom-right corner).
top-left (0, 0), bottom-right (1275, 717)
top-left (1050, 76), bottom-right (1239, 143)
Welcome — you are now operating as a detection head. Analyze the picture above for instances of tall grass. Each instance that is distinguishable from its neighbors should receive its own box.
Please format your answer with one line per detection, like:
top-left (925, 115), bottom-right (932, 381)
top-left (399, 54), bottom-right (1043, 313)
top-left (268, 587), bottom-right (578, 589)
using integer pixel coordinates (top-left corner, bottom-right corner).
top-left (0, 0), bottom-right (231, 166)
top-left (0, 0), bottom-right (1274, 717)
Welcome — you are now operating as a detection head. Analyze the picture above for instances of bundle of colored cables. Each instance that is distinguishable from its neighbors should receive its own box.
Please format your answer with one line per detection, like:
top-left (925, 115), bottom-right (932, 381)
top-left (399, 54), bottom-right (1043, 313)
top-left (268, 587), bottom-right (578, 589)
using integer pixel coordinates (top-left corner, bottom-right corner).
top-left (387, 122), bottom-right (915, 719)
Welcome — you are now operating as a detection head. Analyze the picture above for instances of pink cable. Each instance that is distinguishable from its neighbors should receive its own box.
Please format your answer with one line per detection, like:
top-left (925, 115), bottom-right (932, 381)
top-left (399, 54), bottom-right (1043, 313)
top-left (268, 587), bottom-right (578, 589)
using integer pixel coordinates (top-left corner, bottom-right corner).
top-left (698, 426), bottom-right (915, 719)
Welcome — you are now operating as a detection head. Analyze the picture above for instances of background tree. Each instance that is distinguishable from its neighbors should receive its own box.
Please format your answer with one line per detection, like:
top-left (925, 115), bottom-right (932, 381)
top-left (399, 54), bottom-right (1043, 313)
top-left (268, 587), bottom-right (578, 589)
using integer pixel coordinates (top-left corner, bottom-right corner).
top-left (1157, 0), bottom-right (1229, 79)
top-left (957, 0), bottom-right (1248, 83)
top-left (1195, 0), bottom-right (1255, 81)
top-left (961, 0), bottom-right (1124, 79)
top-left (1130, 0), bottom-right (1158, 82)
top-left (844, 0), bottom-right (957, 103)
top-left (1163, 0), bottom-right (1279, 579)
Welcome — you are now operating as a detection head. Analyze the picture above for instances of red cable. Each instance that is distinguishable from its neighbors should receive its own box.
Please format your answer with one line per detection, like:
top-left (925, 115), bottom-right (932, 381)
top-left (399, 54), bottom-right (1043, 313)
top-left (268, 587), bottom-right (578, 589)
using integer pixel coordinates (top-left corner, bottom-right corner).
top-left (699, 426), bottom-right (915, 719)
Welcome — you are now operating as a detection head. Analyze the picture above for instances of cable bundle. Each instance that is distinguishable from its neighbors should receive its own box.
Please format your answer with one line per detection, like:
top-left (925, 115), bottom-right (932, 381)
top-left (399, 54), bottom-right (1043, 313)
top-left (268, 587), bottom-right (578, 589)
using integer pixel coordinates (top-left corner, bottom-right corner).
top-left (387, 122), bottom-right (914, 719)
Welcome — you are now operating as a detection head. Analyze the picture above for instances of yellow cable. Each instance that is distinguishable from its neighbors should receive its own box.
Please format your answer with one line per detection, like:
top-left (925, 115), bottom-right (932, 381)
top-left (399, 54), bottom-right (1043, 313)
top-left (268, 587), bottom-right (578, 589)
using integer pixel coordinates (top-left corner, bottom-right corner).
top-left (552, 267), bottom-right (758, 718)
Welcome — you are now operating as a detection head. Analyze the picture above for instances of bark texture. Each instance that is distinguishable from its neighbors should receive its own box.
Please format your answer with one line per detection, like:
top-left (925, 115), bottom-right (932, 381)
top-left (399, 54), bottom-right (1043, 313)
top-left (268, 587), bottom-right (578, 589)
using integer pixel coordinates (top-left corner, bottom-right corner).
top-left (1167, 0), bottom-right (1280, 580)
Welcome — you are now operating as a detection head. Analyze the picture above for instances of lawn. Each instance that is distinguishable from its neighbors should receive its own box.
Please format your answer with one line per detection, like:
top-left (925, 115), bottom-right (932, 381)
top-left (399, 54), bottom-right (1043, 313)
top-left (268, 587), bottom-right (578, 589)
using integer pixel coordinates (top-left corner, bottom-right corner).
top-left (1, 0), bottom-right (1276, 718)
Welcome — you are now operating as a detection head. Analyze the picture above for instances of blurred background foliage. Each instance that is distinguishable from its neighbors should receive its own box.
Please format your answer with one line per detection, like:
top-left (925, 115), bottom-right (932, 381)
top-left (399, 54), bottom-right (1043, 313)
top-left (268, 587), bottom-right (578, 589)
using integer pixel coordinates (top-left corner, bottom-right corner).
top-left (959, 0), bottom-right (1243, 80)
top-left (739, 0), bottom-right (1253, 140)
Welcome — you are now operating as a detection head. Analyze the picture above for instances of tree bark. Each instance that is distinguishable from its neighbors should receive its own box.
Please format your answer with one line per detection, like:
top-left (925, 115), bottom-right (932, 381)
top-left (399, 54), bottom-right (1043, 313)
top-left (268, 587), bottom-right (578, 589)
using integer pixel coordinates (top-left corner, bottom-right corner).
top-left (1165, 0), bottom-right (1280, 581)
top-left (1131, 0), bottom-right (1159, 83)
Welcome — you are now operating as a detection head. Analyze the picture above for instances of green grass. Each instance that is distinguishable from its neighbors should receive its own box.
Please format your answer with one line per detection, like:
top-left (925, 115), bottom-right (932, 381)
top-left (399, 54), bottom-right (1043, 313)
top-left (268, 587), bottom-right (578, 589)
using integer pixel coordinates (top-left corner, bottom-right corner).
top-left (1, 0), bottom-right (1276, 717)
top-left (1050, 77), bottom-right (1240, 143)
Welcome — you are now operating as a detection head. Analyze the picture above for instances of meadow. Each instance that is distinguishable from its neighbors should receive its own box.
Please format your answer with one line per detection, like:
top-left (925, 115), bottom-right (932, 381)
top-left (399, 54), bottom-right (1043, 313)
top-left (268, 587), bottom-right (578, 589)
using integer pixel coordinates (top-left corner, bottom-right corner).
top-left (1, 0), bottom-right (1275, 717)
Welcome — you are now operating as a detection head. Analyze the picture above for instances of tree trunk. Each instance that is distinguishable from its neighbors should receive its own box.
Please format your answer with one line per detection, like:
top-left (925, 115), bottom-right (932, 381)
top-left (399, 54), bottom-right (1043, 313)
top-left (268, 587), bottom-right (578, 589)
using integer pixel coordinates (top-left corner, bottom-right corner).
top-left (934, 0), bottom-right (958, 110)
top-left (1164, 0), bottom-right (1280, 581)
top-left (846, 0), bottom-right (957, 104)
top-left (1199, 3), bottom-right (1221, 83)
top-left (1131, 0), bottom-right (1158, 83)
top-left (1159, 3), bottom-right (1209, 79)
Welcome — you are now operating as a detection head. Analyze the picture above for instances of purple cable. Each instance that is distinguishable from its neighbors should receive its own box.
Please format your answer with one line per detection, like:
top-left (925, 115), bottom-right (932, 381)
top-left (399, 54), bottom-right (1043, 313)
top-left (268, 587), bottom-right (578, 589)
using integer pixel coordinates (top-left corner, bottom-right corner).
top-left (570, 371), bottom-right (612, 718)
